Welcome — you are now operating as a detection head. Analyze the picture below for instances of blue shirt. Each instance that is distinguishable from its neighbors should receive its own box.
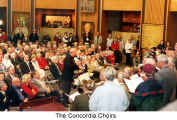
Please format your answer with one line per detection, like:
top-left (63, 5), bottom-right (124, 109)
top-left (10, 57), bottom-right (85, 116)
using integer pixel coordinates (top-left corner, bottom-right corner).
top-left (89, 81), bottom-right (129, 111)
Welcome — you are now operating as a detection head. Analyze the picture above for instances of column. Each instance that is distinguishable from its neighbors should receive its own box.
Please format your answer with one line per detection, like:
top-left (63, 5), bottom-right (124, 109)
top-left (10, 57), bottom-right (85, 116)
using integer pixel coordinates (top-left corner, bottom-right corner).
top-left (8, 0), bottom-right (12, 35)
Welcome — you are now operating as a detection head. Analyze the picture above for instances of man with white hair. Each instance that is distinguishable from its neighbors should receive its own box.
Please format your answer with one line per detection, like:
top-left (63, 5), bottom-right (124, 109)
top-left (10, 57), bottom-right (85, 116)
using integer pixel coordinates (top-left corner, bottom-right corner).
top-left (61, 48), bottom-right (79, 105)
top-left (89, 66), bottom-right (129, 111)
top-left (49, 56), bottom-right (62, 80)
top-left (155, 54), bottom-right (176, 105)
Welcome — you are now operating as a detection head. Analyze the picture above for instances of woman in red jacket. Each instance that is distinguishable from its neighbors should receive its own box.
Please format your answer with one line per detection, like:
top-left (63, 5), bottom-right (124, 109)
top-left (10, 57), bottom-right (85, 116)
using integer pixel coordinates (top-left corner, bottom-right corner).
top-left (36, 52), bottom-right (49, 70)
top-left (111, 39), bottom-right (120, 64)
top-left (107, 51), bottom-right (115, 65)
top-left (21, 74), bottom-right (38, 99)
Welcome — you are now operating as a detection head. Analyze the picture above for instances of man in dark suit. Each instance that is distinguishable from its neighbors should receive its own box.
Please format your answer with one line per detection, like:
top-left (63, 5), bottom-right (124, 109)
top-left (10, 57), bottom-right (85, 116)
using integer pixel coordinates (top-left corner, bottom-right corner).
top-left (49, 56), bottom-right (62, 80)
top-left (0, 81), bottom-right (9, 111)
top-left (5, 66), bottom-right (19, 87)
top-left (83, 32), bottom-right (92, 46)
top-left (13, 29), bottom-right (24, 45)
top-left (20, 55), bottom-right (34, 75)
top-left (61, 48), bottom-right (79, 104)
top-left (29, 30), bottom-right (39, 43)
top-left (7, 77), bottom-right (28, 107)
top-left (68, 33), bottom-right (74, 47)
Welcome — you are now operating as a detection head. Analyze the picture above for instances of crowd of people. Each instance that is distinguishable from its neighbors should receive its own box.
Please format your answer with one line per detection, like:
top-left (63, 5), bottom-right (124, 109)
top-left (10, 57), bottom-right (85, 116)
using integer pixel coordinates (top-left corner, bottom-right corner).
top-left (0, 28), bottom-right (176, 111)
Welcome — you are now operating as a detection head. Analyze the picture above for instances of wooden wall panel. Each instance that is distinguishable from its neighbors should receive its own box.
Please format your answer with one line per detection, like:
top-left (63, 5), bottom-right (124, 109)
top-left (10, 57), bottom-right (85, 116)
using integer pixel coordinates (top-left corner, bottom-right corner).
top-left (142, 24), bottom-right (164, 48)
top-left (144, 0), bottom-right (165, 24)
top-left (167, 13), bottom-right (177, 47)
top-left (169, 0), bottom-right (177, 12)
top-left (12, 0), bottom-right (31, 12)
top-left (36, 0), bottom-right (75, 9)
top-left (0, 0), bottom-right (8, 7)
top-left (103, 0), bottom-right (142, 11)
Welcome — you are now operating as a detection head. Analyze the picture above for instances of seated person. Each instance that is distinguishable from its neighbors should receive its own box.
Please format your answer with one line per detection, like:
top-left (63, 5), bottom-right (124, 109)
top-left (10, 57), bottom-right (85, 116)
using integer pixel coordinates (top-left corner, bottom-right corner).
top-left (36, 52), bottom-right (49, 70)
top-left (106, 51), bottom-right (115, 65)
top-left (31, 71), bottom-right (51, 97)
top-left (129, 64), bottom-right (164, 111)
top-left (49, 56), bottom-right (62, 80)
top-left (0, 81), bottom-right (9, 111)
top-left (21, 74), bottom-right (38, 100)
top-left (70, 86), bottom-right (89, 111)
top-left (8, 77), bottom-right (28, 107)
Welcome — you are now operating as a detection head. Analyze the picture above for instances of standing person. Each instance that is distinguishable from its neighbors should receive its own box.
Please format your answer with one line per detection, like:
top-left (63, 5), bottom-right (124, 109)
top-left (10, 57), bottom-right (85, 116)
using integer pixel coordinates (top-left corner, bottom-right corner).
top-left (83, 32), bottom-right (92, 48)
top-left (29, 30), bottom-right (39, 43)
top-left (53, 32), bottom-right (62, 46)
top-left (106, 33), bottom-right (113, 50)
top-left (63, 32), bottom-right (69, 46)
top-left (117, 34), bottom-right (124, 64)
top-left (13, 28), bottom-right (24, 44)
top-left (157, 41), bottom-right (165, 51)
top-left (111, 38), bottom-right (120, 64)
top-left (68, 33), bottom-right (74, 47)
top-left (155, 54), bottom-right (176, 105)
top-left (125, 39), bottom-right (133, 66)
top-left (89, 66), bottom-right (129, 111)
top-left (174, 43), bottom-right (177, 56)
top-left (61, 48), bottom-right (79, 104)
top-left (94, 32), bottom-right (102, 49)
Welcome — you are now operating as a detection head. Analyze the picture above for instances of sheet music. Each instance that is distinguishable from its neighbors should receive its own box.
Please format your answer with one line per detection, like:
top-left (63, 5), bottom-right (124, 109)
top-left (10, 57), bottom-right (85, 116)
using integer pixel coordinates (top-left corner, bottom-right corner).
top-left (78, 72), bottom-right (90, 81)
top-left (124, 74), bottom-right (144, 93)
top-left (69, 92), bottom-right (80, 101)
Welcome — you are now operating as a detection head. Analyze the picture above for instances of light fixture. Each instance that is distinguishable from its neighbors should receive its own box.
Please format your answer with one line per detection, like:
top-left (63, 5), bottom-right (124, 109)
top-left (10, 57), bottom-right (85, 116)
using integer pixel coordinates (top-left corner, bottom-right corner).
top-left (0, 19), bottom-right (3, 26)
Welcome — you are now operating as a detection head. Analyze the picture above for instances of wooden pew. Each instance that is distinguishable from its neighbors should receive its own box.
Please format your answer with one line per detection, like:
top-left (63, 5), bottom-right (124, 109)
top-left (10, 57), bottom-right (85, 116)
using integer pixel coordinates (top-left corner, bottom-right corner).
top-left (20, 97), bottom-right (68, 111)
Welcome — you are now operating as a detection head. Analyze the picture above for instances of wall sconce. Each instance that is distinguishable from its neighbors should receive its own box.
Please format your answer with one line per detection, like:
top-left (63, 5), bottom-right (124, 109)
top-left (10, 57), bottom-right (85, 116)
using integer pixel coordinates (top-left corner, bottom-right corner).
top-left (0, 19), bottom-right (3, 26)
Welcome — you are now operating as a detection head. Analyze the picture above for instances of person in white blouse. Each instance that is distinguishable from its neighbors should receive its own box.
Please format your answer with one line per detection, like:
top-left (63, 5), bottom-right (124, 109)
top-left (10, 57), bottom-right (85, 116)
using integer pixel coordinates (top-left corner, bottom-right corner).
top-left (106, 33), bottom-right (113, 50)
top-left (94, 32), bottom-right (102, 49)
top-left (125, 39), bottom-right (133, 66)
top-left (2, 54), bottom-right (13, 70)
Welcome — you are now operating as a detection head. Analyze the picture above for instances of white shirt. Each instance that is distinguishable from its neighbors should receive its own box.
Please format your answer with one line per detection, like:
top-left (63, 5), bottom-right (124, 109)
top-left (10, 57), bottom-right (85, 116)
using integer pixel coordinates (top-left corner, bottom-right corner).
top-left (106, 38), bottom-right (113, 48)
top-left (89, 81), bottom-right (129, 111)
top-left (125, 41), bottom-right (133, 53)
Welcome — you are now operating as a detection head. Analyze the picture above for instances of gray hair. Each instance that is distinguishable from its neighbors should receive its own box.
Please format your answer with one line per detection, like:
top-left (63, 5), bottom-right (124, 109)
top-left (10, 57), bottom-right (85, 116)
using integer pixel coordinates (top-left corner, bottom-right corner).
top-left (104, 66), bottom-right (117, 81)
top-left (157, 54), bottom-right (168, 64)
top-left (143, 57), bottom-right (156, 66)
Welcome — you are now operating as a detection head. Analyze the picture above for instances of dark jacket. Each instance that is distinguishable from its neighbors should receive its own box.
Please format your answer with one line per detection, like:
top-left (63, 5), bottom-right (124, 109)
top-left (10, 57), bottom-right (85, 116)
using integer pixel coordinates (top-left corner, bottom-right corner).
top-left (129, 79), bottom-right (164, 111)
top-left (20, 61), bottom-right (35, 75)
top-left (5, 74), bottom-right (19, 87)
top-left (83, 32), bottom-right (92, 45)
top-left (29, 33), bottom-right (39, 43)
top-left (7, 86), bottom-right (25, 106)
top-left (49, 62), bottom-right (61, 80)
top-left (0, 91), bottom-right (9, 111)
top-left (62, 53), bottom-right (79, 82)
top-left (13, 33), bottom-right (24, 44)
